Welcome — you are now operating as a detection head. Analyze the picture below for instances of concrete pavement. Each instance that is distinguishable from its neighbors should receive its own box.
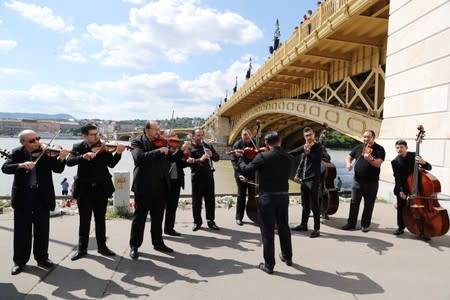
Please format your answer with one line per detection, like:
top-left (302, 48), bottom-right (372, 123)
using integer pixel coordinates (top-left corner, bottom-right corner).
top-left (1, 201), bottom-right (450, 299)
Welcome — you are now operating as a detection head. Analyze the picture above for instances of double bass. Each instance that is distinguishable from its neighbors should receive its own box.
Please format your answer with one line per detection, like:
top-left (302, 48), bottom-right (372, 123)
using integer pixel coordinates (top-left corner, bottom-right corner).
top-left (403, 125), bottom-right (449, 238)
top-left (318, 124), bottom-right (339, 218)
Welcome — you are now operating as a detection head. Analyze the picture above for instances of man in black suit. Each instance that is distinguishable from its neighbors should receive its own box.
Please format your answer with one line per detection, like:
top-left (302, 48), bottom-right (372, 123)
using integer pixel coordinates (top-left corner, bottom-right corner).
top-left (129, 120), bottom-right (181, 259)
top-left (164, 130), bottom-right (190, 236)
top-left (67, 123), bottom-right (125, 260)
top-left (2, 130), bottom-right (68, 275)
top-left (289, 127), bottom-right (323, 238)
top-left (189, 127), bottom-right (220, 231)
top-left (238, 131), bottom-right (293, 274)
top-left (230, 128), bottom-right (256, 226)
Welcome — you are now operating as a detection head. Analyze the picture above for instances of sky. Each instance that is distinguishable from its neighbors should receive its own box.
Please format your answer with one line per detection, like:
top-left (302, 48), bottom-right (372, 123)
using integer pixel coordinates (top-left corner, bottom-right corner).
top-left (0, 0), bottom-right (318, 120)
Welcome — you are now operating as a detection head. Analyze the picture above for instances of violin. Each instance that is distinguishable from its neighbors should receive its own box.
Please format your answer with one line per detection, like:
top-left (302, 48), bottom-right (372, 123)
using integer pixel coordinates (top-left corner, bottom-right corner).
top-left (38, 143), bottom-right (79, 157)
top-left (362, 143), bottom-right (373, 155)
top-left (91, 140), bottom-right (133, 154)
top-left (152, 136), bottom-right (181, 149)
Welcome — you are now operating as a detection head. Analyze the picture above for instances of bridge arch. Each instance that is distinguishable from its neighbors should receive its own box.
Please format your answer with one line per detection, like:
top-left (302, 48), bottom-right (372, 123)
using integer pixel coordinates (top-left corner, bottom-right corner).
top-left (228, 98), bottom-right (381, 144)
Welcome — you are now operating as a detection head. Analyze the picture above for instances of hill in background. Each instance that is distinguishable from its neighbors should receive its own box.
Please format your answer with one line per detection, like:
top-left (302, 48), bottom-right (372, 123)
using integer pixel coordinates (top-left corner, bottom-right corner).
top-left (0, 112), bottom-right (76, 120)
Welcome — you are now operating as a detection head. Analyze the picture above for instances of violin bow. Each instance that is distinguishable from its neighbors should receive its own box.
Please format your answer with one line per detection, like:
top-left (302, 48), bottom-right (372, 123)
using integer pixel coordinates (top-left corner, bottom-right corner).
top-left (33, 129), bottom-right (61, 165)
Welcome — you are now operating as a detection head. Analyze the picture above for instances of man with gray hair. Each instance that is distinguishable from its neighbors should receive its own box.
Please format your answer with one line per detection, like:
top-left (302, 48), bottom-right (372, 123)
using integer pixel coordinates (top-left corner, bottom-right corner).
top-left (2, 130), bottom-right (69, 275)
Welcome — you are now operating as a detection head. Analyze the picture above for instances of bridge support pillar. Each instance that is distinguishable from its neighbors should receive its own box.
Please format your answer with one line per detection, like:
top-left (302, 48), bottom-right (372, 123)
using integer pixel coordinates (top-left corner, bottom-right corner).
top-left (204, 116), bottom-right (230, 144)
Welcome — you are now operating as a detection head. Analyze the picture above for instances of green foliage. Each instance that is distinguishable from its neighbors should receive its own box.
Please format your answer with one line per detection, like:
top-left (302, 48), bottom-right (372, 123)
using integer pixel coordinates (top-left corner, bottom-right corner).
top-left (323, 131), bottom-right (360, 148)
top-left (106, 207), bottom-right (133, 219)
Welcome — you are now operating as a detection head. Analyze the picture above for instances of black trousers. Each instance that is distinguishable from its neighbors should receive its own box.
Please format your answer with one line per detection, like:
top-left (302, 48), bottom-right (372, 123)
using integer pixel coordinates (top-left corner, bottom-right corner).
top-left (130, 188), bottom-right (167, 248)
top-left (396, 196), bottom-right (406, 230)
top-left (77, 187), bottom-right (107, 250)
top-left (13, 190), bottom-right (49, 265)
top-left (347, 180), bottom-right (379, 227)
top-left (164, 178), bottom-right (182, 231)
top-left (258, 193), bottom-right (292, 270)
top-left (300, 179), bottom-right (321, 230)
top-left (235, 177), bottom-right (255, 221)
top-left (192, 179), bottom-right (215, 225)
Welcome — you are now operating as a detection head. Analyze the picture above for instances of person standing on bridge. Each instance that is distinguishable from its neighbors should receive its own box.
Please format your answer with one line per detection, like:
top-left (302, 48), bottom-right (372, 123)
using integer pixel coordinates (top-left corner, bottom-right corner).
top-left (188, 127), bottom-right (220, 232)
top-left (2, 130), bottom-right (69, 275)
top-left (67, 123), bottom-right (125, 261)
top-left (238, 131), bottom-right (293, 274)
top-left (288, 127), bottom-right (323, 238)
top-left (230, 128), bottom-right (257, 226)
top-left (342, 130), bottom-right (385, 232)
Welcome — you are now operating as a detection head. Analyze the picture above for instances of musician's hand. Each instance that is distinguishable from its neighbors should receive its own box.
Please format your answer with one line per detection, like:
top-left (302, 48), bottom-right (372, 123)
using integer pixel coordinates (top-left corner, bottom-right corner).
top-left (200, 153), bottom-right (209, 162)
top-left (415, 156), bottom-right (425, 165)
top-left (181, 141), bottom-right (191, 151)
top-left (234, 149), bottom-right (244, 157)
top-left (293, 176), bottom-right (301, 183)
top-left (83, 152), bottom-right (96, 160)
top-left (19, 161), bottom-right (36, 170)
top-left (186, 157), bottom-right (195, 164)
top-left (116, 144), bottom-right (126, 154)
top-left (204, 148), bottom-right (212, 157)
top-left (59, 149), bottom-right (69, 160)
top-left (239, 175), bottom-right (248, 183)
top-left (399, 192), bottom-right (407, 200)
top-left (159, 147), bottom-right (169, 155)
top-left (346, 161), bottom-right (353, 171)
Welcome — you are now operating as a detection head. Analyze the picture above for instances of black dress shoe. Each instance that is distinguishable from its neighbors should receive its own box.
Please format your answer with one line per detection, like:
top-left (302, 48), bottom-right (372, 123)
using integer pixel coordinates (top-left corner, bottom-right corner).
top-left (258, 262), bottom-right (273, 274)
top-left (37, 258), bottom-right (54, 268)
top-left (341, 224), bottom-right (356, 230)
top-left (393, 228), bottom-right (405, 235)
top-left (207, 221), bottom-right (220, 230)
top-left (279, 253), bottom-right (292, 266)
top-left (236, 219), bottom-right (244, 226)
top-left (98, 247), bottom-right (116, 256)
top-left (192, 224), bottom-right (201, 231)
top-left (310, 229), bottom-right (320, 238)
top-left (11, 264), bottom-right (24, 275)
top-left (164, 229), bottom-right (181, 236)
top-left (129, 247), bottom-right (139, 260)
top-left (291, 224), bottom-right (308, 231)
top-left (71, 249), bottom-right (87, 261)
top-left (154, 244), bottom-right (174, 253)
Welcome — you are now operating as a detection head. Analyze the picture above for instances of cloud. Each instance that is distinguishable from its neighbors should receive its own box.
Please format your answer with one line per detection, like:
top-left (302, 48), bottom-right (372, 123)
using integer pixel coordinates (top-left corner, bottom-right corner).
top-left (0, 56), bottom-right (256, 120)
top-left (4, 0), bottom-right (74, 33)
top-left (0, 40), bottom-right (17, 53)
top-left (86, 0), bottom-right (262, 67)
top-left (58, 39), bottom-right (87, 62)
top-left (0, 67), bottom-right (32, 76)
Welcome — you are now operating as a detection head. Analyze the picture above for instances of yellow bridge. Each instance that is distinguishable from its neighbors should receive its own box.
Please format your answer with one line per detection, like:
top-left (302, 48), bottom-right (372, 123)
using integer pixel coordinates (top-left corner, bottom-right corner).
top-left (202, 0), bottom-right (450, 196)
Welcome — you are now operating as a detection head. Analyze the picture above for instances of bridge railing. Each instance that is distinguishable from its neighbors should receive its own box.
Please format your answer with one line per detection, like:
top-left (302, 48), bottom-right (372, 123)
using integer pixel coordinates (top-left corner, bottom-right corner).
top-left (219, 0), bottom-right (351, 111)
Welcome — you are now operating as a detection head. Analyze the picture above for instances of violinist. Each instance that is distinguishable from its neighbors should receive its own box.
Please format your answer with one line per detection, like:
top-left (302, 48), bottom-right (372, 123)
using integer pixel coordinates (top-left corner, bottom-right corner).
top-left (238, 131), bottom-right (292, 274)
top-left (2, 130), bottom-right (68, 275)
top-left (129, 120), bottom-right (179, 259)
top-left (342, 130), bottom-right (385, 232)
top-left (67, 123), bottom-right (125, 261)
top-left (189, 127), bottom-right (220, 231)
top-left (391, 139), bottom-right (431, 237)
top-left (288, 127), bottom-right (323, 238)
top-left (230, 128), bottom-right (257, 226)
top-left (163, 130), bottom-right (191, 236)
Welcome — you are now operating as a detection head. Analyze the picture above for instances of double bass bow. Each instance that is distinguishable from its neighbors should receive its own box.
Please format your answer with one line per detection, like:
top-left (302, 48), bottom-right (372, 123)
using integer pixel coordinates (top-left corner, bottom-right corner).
top-left (403, 125), bottom-right (449, 238)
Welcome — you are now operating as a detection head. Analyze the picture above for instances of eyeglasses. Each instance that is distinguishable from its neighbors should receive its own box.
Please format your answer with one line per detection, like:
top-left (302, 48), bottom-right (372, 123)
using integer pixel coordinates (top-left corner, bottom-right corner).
top-left (27, 136), bottom-right (40, 144)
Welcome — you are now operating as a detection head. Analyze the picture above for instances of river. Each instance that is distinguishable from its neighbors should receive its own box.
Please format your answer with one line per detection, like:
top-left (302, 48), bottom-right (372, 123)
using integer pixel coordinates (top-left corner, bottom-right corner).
top-left (0, 137), bottom-right (353, 197)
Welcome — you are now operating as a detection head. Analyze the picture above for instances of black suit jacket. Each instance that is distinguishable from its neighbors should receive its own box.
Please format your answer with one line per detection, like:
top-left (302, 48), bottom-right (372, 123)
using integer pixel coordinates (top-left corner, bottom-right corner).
top-left (2, 146), bottom-right (66, 210)
top-left (239, 146), bottom-right (292, 193)
top-left (391, 151), bottom-right (432, 196)
top-left (130, 134), bottom-right (180, 200)
top-left (66, 141), bottom-right (121, 198)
